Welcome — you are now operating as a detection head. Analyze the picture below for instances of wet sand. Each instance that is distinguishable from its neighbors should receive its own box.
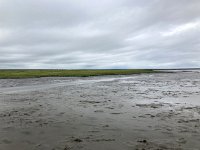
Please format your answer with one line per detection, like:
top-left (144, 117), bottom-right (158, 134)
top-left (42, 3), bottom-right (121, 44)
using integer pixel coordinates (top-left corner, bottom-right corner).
top-left (0, 71), bottom-right (200, 150)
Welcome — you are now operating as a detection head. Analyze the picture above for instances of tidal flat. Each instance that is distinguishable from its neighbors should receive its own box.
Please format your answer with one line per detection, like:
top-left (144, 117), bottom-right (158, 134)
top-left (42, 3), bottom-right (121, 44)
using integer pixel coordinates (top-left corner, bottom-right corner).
top-left (0, 71), bottom-right (200, 150)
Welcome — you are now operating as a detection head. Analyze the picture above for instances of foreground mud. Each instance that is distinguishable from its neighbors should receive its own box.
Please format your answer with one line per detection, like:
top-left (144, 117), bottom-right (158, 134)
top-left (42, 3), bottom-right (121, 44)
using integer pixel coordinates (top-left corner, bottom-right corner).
top-left (0, 71), bottom-right (200, 150)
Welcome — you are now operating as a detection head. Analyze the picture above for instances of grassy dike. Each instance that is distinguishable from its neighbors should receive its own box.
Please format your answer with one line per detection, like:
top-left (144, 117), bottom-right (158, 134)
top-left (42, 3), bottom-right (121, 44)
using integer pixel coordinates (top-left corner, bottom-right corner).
top-left (0, 69), bottom-right (159, 79)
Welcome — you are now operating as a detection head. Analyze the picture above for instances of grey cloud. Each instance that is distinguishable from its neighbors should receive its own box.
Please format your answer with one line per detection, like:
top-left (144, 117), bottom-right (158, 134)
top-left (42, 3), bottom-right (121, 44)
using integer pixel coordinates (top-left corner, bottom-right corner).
top-left (0, 0), bottom-right (200, 69)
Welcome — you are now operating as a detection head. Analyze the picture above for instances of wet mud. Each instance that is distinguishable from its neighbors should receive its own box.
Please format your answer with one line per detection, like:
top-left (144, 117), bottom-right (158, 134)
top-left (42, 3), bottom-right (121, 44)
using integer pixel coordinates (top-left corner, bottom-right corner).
top-left (0, 71), bottom-right (200, 150)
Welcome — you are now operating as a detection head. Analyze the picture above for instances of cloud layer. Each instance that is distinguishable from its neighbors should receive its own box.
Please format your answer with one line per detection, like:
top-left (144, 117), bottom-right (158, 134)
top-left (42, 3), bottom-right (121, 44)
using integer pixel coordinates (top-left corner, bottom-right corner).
top-left (0, 0), bottom-right (200, 69)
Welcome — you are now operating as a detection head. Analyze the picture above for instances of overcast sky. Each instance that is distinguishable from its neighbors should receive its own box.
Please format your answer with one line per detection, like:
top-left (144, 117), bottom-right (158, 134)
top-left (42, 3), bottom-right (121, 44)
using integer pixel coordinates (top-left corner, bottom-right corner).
top-left (0, 0), bottom-right (200, 69)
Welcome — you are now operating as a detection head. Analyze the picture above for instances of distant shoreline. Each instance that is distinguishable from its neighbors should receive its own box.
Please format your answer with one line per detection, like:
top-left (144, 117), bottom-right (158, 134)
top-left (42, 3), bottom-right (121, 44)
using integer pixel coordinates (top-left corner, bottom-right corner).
top-left (0, 69), bottom-right (159, 79)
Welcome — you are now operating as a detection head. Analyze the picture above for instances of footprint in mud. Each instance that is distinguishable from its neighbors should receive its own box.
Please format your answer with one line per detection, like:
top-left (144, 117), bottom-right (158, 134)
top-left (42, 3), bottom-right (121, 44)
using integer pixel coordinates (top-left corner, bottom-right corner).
top-left (79, 100), bottom-right (105, 104)
top-left (105, 106), bottom-right (115, 110)
top-left (56, 112), bottom-right (65, 116)
top-left (88, 130), bottom-right (100, 133)
top-left (94, 110), bottom-right (104, 113)
top-left (138, 114), bottom-right (156, 118)
top-left (138, 115), bottom-right (147, 118)
top-left (135, 103), bottom-right (165, 109)
top-left (110, 112), bottom-right (123, 115)
top-left (102, 125), bottom-right (109, 128)
top-left (92, 138), bottom-right (115, 142)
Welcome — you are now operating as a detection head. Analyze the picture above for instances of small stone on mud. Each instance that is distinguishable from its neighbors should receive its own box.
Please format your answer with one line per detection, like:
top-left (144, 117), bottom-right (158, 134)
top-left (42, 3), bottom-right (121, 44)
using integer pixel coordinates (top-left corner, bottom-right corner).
top-left (94, 110), bottom-right (104, 113)
top-left (138, 139), bottom-right (147, 143)
top-left (74, 138), bottom-right (82, 142)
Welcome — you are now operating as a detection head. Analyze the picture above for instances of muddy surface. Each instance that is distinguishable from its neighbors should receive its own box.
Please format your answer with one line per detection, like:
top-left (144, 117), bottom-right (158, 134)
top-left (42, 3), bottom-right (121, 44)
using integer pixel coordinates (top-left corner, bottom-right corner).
top-left (0, 71), bottom-right (200, 150)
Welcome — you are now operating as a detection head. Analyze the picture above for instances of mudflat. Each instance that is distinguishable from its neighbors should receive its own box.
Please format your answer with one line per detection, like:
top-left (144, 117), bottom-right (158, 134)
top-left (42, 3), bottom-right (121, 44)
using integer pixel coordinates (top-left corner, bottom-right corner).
top-left (0, 71), bottom-right (200, 150)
